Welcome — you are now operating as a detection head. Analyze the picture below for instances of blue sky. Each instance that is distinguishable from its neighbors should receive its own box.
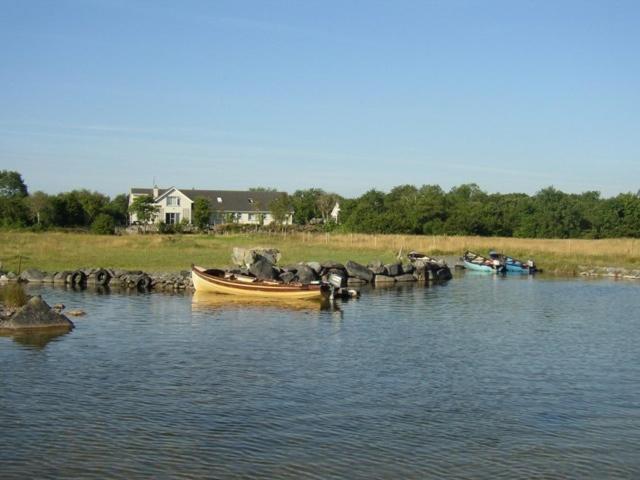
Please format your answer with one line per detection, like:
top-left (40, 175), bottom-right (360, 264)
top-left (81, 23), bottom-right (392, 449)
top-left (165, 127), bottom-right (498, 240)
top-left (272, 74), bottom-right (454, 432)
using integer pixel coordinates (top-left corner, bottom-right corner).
top-left (1, 0), bottom-right (639, 197)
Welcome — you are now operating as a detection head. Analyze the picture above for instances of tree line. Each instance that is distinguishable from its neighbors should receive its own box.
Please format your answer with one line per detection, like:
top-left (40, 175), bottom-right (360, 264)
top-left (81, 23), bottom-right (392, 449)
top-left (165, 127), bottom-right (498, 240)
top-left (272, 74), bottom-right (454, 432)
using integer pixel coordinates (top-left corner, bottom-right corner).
top-left (2, 170), bottom-right (640, 238)
top-left (0, 171), bottom-right (128, 234)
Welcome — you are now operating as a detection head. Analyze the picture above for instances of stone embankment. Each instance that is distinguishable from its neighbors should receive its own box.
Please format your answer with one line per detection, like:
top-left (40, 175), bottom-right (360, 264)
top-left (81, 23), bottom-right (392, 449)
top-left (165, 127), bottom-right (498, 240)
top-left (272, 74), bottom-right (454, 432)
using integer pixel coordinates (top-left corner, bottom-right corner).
top-left (578, 266), bottom-right (640, 280)
top-left (0, 248), bottom-right (452, 291)
top-left (0, 268), bottom-right (193, 291)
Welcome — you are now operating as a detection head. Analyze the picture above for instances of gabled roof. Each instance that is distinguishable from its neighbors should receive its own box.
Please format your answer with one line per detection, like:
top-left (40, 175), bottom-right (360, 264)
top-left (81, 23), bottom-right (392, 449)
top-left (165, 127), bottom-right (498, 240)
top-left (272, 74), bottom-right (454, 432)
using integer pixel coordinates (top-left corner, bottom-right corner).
top-left (130, 188), bottom-right (287, 212)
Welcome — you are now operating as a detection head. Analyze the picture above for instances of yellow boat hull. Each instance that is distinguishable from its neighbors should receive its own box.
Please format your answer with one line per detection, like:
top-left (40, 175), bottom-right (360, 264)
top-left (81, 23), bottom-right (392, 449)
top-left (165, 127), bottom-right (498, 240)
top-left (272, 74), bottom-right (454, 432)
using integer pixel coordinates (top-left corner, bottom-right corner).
top-left (191, 266), bottom-right (326, 300)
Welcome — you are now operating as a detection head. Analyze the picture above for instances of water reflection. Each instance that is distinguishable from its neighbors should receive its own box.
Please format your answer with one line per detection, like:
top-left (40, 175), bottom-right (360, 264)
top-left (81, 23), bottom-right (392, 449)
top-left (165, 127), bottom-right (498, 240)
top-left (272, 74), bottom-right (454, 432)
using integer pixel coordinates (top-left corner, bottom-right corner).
top-left (191, 291), bottom-right (337, 313)
top-left (0, 327), bottom-right (72, 349)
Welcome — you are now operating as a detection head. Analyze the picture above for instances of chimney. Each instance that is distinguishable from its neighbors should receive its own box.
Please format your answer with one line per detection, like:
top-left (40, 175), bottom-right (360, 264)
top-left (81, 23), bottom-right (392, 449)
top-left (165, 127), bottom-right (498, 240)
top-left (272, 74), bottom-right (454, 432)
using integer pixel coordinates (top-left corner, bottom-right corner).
top-left (153, 186), bottom-right (159, 198)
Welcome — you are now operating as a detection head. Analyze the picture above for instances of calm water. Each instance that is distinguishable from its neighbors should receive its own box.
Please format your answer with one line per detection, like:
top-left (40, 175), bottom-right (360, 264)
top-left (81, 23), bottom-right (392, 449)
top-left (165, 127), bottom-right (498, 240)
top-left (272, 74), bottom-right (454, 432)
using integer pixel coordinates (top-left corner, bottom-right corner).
top-left (2, 275), bottom-right (640, 479)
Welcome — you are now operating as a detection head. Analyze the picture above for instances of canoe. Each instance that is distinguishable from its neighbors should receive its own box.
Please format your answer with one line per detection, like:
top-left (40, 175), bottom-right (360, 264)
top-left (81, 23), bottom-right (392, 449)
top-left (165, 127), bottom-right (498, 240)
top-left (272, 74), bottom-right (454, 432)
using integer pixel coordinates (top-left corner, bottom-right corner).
top-left (462, 251), bottom-right (506, 274)
top-left (191, 265), bottom-right (328, 300)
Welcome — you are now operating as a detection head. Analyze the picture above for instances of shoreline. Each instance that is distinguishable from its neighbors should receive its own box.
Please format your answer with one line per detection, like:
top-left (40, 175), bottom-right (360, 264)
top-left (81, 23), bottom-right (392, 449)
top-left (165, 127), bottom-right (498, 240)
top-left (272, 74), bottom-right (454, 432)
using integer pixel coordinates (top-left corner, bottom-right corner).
top-left (1, 231), bottom-right (640, 279)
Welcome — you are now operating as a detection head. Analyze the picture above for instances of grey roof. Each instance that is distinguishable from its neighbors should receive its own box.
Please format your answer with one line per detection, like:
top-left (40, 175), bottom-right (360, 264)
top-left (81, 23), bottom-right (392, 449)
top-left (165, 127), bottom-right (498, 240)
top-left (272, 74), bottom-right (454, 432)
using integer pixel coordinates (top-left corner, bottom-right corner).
top-left (130, 188), bottom-right (286, 212)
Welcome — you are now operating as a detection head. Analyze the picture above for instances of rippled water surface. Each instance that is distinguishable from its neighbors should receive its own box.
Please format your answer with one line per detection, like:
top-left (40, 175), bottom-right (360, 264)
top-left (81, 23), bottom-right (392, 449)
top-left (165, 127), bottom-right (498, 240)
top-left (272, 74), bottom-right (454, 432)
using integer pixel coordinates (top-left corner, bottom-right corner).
top-left (2, 275), bottom-right (640, 479)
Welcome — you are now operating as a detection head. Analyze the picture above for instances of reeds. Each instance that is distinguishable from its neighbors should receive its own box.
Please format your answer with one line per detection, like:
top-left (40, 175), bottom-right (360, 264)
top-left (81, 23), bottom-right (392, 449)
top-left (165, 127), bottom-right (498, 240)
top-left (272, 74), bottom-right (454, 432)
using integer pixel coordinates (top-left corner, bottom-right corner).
top-left (0, 283), bottom-right (28, 308)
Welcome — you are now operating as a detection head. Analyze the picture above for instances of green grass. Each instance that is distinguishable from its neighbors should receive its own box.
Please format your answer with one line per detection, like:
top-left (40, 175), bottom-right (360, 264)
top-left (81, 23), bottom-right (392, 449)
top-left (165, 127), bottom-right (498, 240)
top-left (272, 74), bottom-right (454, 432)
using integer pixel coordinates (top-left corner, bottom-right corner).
top-left (1, 230), bottom-right (639, 274)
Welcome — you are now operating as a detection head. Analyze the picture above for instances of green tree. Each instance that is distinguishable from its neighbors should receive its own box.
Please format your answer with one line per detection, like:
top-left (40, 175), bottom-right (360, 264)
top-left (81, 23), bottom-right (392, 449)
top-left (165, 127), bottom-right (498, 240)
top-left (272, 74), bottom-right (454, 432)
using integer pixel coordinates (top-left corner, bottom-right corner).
top-left (316, 192), bottom-right (340, 224)
top-left (104, 194), bottom-right (130, 226)
top-left (269, 193), bottom-right (292, 225)
top-left (128, 195), bottom-right (160, 227)
top-left (0, 170), bottom-right (28, 198)
top-left (75, 189), bottom-right (109, 224)
top-left (27, 191), bottom-right (52, 225)
top-left (192, 197), bottom-right (212, 230)
top-left (290, 188), bottom-right (324, 224)
top-left (0, 170), bottom-right (29, 227)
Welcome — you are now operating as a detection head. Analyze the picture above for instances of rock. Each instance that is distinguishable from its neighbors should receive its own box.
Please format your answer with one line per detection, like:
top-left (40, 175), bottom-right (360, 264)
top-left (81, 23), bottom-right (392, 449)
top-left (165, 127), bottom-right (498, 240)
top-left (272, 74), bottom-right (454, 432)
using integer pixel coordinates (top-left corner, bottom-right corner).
top-left (295, 265), bottom-right (318, 285)
top-left (347, 277), bottom-right (368, 286)
top-left (321, 260), bottom-right (345, 271)
top-left (232, 247), bottom-right (281, 267)
top-left (52, 271), bottom-right (69, 284)
top-left (6, 272), bottom-right (18, 281)
top-left (281, 264), bottom-right (299, 273)
top-left (384, 263), bottom-right (403, 277)
top-left (52, 303), bottom-right (65, 311)
top-left (249, 258), bottom-right (279, 281)
top-left (345, 260), bottom-right (374, 283)
top-left (279, 271), bottom-right (296, 284)
top-left (402, 263), bottom-right (415, 274)
top-left (0, 296), bottom-right (74, 331)
top-left (374, 274), bottom-right (396, 284)
top-left (67, 309), bottom-right (86, 317)
top-left (306, 262), bottom-right (322, 274)
top-left (435, 267), bottom-right (452, 282)
top-left (395, 273), bottom-right (417, 283)
top-left (368, 261), bottom-right (386, 275)
top-left (18, 269), bottom-right (46, 282)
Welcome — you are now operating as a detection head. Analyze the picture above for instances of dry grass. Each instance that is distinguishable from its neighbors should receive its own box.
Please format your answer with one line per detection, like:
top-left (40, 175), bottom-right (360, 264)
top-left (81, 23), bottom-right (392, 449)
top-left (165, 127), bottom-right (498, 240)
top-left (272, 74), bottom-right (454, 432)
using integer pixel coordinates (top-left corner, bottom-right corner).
top-left (0, 283), bottom-right (29, 308)
top-left (1, 231), bottom-right (639, 274)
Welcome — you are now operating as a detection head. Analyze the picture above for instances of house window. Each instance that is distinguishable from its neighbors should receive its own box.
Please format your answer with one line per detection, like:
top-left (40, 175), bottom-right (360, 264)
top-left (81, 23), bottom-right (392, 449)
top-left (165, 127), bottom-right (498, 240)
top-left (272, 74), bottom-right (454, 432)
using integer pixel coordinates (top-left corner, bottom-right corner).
top-left (167, 196), bottom-right (180, 206)
top-left (248, 213), bottom-right (256, 221)
top-left (165, 212), bottom-right (180, 224)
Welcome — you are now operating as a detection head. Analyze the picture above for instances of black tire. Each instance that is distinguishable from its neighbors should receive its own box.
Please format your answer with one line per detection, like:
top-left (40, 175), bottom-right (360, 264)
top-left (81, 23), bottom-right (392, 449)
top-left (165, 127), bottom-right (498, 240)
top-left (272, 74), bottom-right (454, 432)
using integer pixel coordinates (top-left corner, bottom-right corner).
top-left (71, 270), bottom-right (87, 285)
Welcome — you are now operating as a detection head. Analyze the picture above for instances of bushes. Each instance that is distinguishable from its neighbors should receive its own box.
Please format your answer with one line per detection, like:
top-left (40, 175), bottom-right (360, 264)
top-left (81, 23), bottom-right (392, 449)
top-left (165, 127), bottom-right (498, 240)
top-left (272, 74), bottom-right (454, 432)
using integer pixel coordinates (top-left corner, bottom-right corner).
top-left (91, 213), bottom-right (116, 235)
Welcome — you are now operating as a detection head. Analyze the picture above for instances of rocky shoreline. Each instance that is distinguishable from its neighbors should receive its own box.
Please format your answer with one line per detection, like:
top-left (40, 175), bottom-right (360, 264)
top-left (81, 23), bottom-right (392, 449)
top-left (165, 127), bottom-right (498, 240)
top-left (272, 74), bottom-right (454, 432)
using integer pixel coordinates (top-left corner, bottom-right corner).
top-left (0, 248), bottom-right (453, 292)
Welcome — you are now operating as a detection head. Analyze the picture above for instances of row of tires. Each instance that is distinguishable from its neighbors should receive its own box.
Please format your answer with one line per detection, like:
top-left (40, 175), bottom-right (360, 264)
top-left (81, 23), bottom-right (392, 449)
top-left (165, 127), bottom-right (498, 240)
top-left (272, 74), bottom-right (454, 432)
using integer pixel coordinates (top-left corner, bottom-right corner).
top-left (60, 269), bottom-right (152, 290)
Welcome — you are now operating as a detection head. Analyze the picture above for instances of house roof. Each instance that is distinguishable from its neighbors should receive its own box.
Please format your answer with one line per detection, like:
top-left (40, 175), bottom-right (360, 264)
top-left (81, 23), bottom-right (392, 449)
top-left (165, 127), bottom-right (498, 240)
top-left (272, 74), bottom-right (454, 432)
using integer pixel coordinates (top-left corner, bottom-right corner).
top-left (130, 188), bottom-right (287, 212)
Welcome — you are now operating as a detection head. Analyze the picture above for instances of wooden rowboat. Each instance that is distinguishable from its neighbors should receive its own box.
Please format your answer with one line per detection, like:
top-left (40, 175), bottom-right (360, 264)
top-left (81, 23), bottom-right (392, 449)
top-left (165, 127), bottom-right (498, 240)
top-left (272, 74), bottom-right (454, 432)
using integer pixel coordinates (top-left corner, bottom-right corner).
top-left (191, 265), bottom-right (328, 300)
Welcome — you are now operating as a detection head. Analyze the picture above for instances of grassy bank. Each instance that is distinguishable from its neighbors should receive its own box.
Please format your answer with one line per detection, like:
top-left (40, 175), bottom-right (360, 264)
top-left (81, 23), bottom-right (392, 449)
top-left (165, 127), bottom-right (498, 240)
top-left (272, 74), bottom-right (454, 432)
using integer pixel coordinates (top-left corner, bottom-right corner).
top-left (1, 231), bottom-right (639, 274)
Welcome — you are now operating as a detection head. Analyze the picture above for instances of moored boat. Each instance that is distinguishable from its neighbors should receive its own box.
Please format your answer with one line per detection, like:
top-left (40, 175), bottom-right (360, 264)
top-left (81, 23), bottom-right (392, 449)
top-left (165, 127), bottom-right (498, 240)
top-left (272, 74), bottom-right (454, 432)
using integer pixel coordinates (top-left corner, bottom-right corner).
top-left (488, 251), bottom-right (536, 274)
top-left (191, 265), bottom-right (328, 300)
top-left (462, 251), bottom-right (506, 274)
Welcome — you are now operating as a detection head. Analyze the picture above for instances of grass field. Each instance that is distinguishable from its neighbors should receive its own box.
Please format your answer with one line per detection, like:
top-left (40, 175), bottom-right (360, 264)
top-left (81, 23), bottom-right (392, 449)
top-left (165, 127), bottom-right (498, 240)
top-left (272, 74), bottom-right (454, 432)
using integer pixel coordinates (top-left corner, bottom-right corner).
top-left (1, 231), bottom-right (639, 274)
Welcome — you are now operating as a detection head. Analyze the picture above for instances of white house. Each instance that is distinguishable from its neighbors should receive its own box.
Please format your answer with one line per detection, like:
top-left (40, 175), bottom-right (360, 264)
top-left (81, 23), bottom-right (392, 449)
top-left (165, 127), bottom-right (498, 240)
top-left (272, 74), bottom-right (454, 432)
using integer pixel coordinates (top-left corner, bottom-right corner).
top-left (129, 187), bottom-right (293, 226)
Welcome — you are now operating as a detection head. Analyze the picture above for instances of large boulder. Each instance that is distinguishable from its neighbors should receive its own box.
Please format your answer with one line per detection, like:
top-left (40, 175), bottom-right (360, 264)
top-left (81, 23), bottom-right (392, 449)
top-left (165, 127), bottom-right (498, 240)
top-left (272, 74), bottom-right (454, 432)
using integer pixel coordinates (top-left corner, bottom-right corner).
top-left (18, 269), bottom-right (46, 283)
top-left (321, 261), bottom-right (345, 272)
top-left (374, 274), bottom-right (396, 284)
top-left (384, 263), bottom-right (403, 277)
top-left (345, 261), bottom-right (373, 283)
top-left (395, 273), bottom-right (417, 283)
top-left (232, 247), bottom-right (281, 267)
top-left (306, 262), bottom-right (322, 275)
top-left (295, 265), bottom-right (318, 285)
top-left (248, 258), bottom-right (280, 281)
top-left (368, 261), bottom-right (386, 275)
top-left (279, 271), bottom-right (296, 284)
top-left (0, 296), bottom-right (74, 331)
